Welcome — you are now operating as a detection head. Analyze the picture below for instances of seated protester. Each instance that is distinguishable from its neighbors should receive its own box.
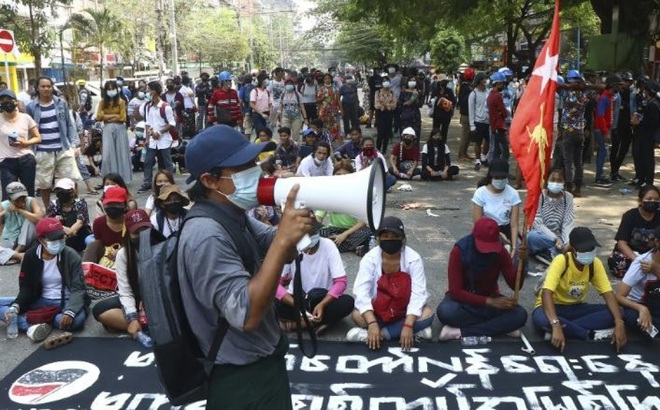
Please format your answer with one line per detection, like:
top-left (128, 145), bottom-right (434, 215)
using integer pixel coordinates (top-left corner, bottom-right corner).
top-left (256, 127), bottom-right (276, 163)
top-left (274, 126), bottom-right (299, 178)
top-left (171, 139), bottom-right (187, 174)
top-left (532, 227), bottom-right (627, 352)
top-left (335, 128), bottom-right (362, 160)
top-left (96, 173), bottom-right (138, 217)
top-left (0, 182), bottom-right (44, 265)
top-left (247, 205), bottom-right (280, 226)
top-left (421, 128), bottom-right (459, 181)
top-left (297, 127), bottom-right (318, 165)
top-left (47, 178), bottom-right (92, 253)
top-left (296, 141), bottom-right (333, 177)
top-left (274, 222), bottom-right (354, 334)
top-left (527, 168), bottom-right (574, 264)
top-left (84, 133), bottom-right (103, 176)
top-left (84, 186), bottom-right (128, 268)
top-left (129, 121), bottom-right (146, 172)
top-left (615, 227), bottom-right (660, 338)
top-left (145, 170), bottom-right (174, 217)
top-left (608, 185), bottom-right (660, 278)
top-left (389, 127), bottom-right (421, 180)
top-left (347, 216), bottom-right (434, 350)
top-left (150, 184), bottom-right (189, 238)
top-left (93, 210), bottom-right (165, 334)
top-left (309, 118), bottom-right (333, 146)
top-left (355, 136), bottom-right (397, 191)
top-left (0, 218), bottom-right (90, 342)
top-left (472, 158), bottom-right (521, 253)
top-left (436, 217), bottom-right (528, 341)
top-left (317, 160), bottom-right (373, 255)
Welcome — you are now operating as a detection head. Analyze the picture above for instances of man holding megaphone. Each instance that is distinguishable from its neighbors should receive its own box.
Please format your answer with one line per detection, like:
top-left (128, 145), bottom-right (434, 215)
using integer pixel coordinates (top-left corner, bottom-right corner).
top-left (179, 124), bottom-right (313, 409)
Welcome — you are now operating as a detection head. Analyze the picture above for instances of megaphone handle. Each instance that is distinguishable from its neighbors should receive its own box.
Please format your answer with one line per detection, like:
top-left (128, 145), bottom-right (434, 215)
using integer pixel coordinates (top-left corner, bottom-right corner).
top-left (282, 200), bottom-right (313, 251)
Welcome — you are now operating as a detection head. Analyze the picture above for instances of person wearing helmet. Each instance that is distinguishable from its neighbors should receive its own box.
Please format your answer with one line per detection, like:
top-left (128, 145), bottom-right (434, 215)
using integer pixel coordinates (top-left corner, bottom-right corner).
top-left (237, 74), bottom-right (255, 138)
top-left (194, 72), bottom-right (212, 130)
top-left (592, 74), bottom-right (622, 187)
top-left (557, 69), bottom-right (603, 197)
top-left (457, 67), bottom-right (475, 160)
top-left (631, 80), bottom-right (660, 187)
top-left (207, 71), bottom-right (242, 128)
top-left (610, 72), bottom-right (634, 182)
top-left (469, 72), bottom-right (490, 170)
top-left (487, 72), bottom-right (509, 161)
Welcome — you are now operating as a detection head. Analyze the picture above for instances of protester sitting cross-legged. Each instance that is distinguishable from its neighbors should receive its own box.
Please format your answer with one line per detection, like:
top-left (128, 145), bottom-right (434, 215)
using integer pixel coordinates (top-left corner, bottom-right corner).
top-left (84, 186), bottom-right (128, 268)
top-left (150, 184), bottom-right (189, 238)
top-left (0, 181), bottom-right (44, 265)
top-left (47, 178), bottom-right (92, 253)
top-left (532, 227), bottom-right (627, 352)
top-left (95, 173), bottom-right (139, 217)
top-left (608, 185), bottom-right (660, 278)
top-left (389, 127), bottom-right (421, 180)
top-left (274, 126), bottom-right (299, 178)
top-left (317, 160), bottom-right (374, 256)
top-left (347, 216), bottom-right (434, 350)
top-left (144, 169), bottom-right (174, 217)
top-left (436, 217), bottom-right (528, 341)
top-left (275, 221), bottom-right (354, 335)
top-left (296, 141), bottom-right (333, 177)
top-left (421, 128), bottom-right (459, 181)
top-left (354, 136), bottom-right (396, 191)
top-left (527, 168), bottom-right (575, 265)
top-left (615, 226), bottom-right (660, 339)
top-left (92, 210), bottom-right (164, 335)
top-left (0, 218), bottom-right (90, 343)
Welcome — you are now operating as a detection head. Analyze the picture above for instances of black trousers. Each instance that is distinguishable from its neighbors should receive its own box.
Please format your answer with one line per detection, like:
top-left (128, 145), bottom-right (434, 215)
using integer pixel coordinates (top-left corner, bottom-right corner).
top-left (303, 103), bottom-right (318, 121)
top-left (432, 115), bottom-right (451, 144)
top-left (610, 126), bottom-right (633, 175)
top-left (342, 102), bottom-right (360, 135)
top-left (375, 110), bottom-right (394, 154)
top-left (635, 133), bottom-right (656, 185)
top-left (275, 288), bottom-right (354, 327)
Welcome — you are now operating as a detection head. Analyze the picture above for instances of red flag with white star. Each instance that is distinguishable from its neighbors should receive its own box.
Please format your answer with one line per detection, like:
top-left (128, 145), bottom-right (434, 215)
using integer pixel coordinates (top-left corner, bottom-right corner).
top-left (510, 0), bottom-right (561, 227)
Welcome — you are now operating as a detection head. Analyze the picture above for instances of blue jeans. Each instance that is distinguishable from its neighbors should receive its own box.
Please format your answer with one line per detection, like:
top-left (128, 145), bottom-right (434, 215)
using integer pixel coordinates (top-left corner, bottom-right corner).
top-left (379, 315), bottom-right (433, 341)
top-left (436, 296), bottom-right (528, 337)
top-left (527, 230), bottom-right (559, 257)
top-left (532, 303), bottom-right (615, 340)
top-left (0, 297), bottom-right (87, 331)
top-left (252, 112), bottom-right (268, 134)
top-left (622, 306), bottom-right (660, 334)
top-left (0, 154), bottom-right (36, 200)
top-left (593, 129), bottom-right (608, 179)
top-left (385, 174), bottom-right (397, 190)
top-left (142, 147), bottom-right (174, 187)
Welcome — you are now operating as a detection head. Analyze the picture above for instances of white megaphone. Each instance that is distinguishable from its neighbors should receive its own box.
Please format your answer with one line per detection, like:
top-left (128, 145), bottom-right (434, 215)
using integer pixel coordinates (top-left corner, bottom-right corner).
top-left (257, 160), bottom-right (386, 251)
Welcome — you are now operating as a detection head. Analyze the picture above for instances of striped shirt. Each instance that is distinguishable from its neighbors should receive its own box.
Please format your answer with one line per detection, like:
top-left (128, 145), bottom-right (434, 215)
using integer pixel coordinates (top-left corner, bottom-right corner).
top-left (36, 103), bottom-right (63, 152)
top-left (532, 191), bottom-right (575, 245)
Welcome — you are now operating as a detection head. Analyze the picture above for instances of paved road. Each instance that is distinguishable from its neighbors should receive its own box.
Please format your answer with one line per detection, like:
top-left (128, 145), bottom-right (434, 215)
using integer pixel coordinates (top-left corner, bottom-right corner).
top-left (0, 111), bottom-right (647, 381)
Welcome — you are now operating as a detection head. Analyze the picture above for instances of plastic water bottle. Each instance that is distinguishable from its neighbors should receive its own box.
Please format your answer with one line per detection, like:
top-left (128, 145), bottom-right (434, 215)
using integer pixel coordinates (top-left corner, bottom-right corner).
top-left (619, 188), bottom-right (632, 196)
top-left (461, 336), bottom-right (478, 346)
top-left (478, 336), bottom-right (492, 344)
top-left (135, 331), bottom-right (153, 348)
top-left (368, 235), bottom-right (377, 250)
top-left (6, 307), bottom-right (18, 339)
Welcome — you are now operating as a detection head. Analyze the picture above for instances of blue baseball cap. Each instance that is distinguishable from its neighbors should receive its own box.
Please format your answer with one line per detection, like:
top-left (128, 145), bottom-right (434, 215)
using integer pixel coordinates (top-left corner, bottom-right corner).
top-left (185, 125), bottom-right (276, 184)
top-left (0, 89), bottom-right (17, 99)
top-left (303, 128), bottom-right (316, 137)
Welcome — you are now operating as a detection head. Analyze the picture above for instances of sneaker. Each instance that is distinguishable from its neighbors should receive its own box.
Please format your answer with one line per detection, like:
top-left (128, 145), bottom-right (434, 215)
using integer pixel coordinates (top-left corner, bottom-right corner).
top-left (346, 327), bottom-right (368, 343)
top-left (628, 179), bottom-right (641, 186)
top-left (137, 185), bottom-right (151, 194)
top-left (594, 178), bottom-right (613, 188)
top-left (612, 173), bottom-right (627, 182)
top-left (27, 323), bottom-right (52, 342)
top-left (415, 327), bottom-right (432, 341)
top-left (438, 325), bottom-right (461, 341)
top-left (592, 328), bottom-right (614, 341)
top-left (506, 329), bottom-right (521, 338)
top-left (411, 175), bottom-right (421, 181)
top-left (355, 245), bottom-right (367, 257)
top-left (533, 250), bottom-right (553, 266)
top-left (474, 161), bottom-right (481, 171)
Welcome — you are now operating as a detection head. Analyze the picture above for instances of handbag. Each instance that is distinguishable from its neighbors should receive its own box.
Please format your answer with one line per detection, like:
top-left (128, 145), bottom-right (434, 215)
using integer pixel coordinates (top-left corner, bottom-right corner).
top-left (26, 306), bottom-right (61, 325)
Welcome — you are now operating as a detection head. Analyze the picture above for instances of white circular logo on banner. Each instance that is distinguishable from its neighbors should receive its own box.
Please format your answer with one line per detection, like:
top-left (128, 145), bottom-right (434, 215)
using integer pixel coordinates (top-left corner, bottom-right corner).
top-left (9, 360), bottom-right (100, 405)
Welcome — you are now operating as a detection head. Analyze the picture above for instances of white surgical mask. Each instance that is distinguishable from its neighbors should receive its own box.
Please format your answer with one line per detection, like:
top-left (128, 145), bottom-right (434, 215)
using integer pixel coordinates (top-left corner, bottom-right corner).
top-left (313, 157), bottom-right (326, 166)
top-left (285, 84), bottom-right (294, 91)
top-left (107, 90), bottom-right (118, 98)
top-left (547, 182), bottom-right (564, 193)
top-left (116, 80), bottom-right (123, 86)
top-left (388, 67), bottom-right (396, 74)
top-left (575, 250), bottom-right (596, 266)
top-left (307, 234), bottom-right (320, 250)
top-left (491, 178), bottom-right (507, 190)
top-left (216, 166), bottom-right (263, 211)
top-left (408, 81), bottom-right (416, 88)
top-left (382, 81), bottom-right (391, 88)
top-left (138, 91), bottom-right (145, 99)
top-left (45, 239), bottom-right (66, 255)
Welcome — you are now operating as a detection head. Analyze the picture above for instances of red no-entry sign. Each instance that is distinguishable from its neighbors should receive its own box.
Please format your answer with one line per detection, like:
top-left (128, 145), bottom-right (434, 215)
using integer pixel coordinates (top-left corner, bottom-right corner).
top-left (0, 29), bottom-right (15, 54)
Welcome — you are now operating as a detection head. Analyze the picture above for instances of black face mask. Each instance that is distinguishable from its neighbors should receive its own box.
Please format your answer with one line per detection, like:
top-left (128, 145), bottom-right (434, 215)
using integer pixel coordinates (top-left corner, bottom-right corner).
top-left (104, 206), bottom-right (125, 219)
top-left (166, 84), bottom-right (175, 91)
top-left (380, 239), bottom-right (403, 255)
top-left (56, 190), bottom-right (73, 203)
top-left (404, 139), bottom-right (414, 146)
top-left (0, 101), bottom-right (17, 112)
top-left (164, 202), bottom-right (184, 214)
top-left (130, 237), bottom-right (140, 249)
top-left (642, 201), bottom-right (658, 213)
top-left (202, 78), bottom-right (209, 83)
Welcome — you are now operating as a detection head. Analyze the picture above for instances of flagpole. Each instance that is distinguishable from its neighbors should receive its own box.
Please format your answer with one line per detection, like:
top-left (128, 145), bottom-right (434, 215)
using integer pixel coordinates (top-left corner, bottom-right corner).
top-left (514, 212), bottom-right (528, 302)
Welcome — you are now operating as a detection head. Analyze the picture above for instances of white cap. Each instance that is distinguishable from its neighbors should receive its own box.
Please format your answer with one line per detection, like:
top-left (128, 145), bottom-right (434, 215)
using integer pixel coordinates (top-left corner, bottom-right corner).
top-left (402, 127), bottom-right (416, 137)
top-left (54, 178), bottom-right (76, 190)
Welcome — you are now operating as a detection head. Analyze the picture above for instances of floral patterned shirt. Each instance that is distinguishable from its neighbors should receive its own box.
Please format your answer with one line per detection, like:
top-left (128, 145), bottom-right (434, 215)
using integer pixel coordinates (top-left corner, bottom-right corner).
top-left (561, 90), bottom-right (597, 133)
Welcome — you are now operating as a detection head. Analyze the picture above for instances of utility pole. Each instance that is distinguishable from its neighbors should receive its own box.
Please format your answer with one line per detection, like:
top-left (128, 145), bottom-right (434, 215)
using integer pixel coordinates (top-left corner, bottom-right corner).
top-left (155, 0), bottom-right (165, 77)
top-left (248, 0), bottom-right (254, 71)
top-left (168, 0), bottom-right (179, 75)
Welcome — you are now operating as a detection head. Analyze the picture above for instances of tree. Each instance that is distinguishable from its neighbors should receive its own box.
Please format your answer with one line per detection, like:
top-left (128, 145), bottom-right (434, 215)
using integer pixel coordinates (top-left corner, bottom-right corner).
top-left (0, 0), bottom-right (73, 74)
top-left (430, 28), bottom-right (467, 73)
top-left (70, 8), bottom-right (123, 87)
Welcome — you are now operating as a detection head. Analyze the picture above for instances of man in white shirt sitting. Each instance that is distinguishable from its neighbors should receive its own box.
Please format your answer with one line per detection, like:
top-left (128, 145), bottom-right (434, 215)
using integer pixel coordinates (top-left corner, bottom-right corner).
top-left (296, 141), bottom-right (333, 177)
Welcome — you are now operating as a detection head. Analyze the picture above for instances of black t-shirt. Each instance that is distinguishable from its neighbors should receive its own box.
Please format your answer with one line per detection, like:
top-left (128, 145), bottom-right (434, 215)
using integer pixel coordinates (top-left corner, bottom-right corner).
top-left (615, 208), bottom-right (660, 253)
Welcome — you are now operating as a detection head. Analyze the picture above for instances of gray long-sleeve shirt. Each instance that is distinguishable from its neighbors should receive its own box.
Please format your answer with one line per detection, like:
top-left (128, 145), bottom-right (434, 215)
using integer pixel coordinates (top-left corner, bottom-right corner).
top-left (468, 88), bottom-right (490, 128)
top-left (177, 202), bottom-right (281, 366)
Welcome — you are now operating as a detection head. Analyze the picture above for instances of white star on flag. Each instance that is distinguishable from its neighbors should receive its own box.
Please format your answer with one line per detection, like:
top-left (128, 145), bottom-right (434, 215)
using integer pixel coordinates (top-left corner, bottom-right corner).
top-left (532, 47), bottom-right (558, 95)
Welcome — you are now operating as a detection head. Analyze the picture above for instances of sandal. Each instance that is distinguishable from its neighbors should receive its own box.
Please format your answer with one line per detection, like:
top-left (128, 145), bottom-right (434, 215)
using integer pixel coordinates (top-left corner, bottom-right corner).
top-left (43, 332), bottom-right (73, 350)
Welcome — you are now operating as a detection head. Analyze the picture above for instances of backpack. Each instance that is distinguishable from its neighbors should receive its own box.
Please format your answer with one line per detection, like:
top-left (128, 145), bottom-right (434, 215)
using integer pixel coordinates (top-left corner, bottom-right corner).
top-left (146, 102), bottom-right (179, 141)
top-left (137, 200), bottom-right (256, 405)
top-left (533, 253), bottom-right (594, 296)
top-left (372, 271), bottom-right (412, 324)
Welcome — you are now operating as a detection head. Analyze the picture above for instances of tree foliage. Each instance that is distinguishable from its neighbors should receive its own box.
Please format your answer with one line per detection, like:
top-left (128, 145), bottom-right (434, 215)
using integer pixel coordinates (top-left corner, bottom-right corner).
top-left (429, 28), bottom-right (466, 73)
top-left (0, 0), bottom-right (73, 73)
